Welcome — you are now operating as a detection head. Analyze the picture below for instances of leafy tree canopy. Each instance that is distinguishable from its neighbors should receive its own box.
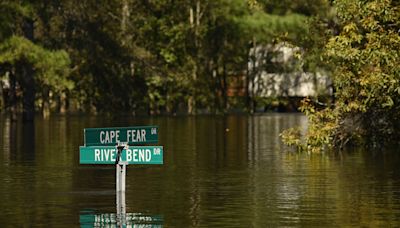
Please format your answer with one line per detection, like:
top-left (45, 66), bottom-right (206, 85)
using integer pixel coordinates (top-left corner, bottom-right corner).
top-left (0, 35), bottom-right (73, 92)
top-left (282, 0), bottom-right (400, 151)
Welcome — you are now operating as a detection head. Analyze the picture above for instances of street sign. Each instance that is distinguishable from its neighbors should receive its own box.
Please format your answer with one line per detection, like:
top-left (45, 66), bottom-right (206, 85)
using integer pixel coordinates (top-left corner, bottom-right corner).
top-left (84, 126), bottom-right (158, 146)
top-left (79, 146), bottom-right (163, 165)
top-left (80, 126), bottom-right (164, 220)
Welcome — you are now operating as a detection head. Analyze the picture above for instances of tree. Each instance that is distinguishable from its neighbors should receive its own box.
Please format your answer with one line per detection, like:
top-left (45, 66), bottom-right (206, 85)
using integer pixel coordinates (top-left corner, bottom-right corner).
top-left (0, 1), bottom-right (73, 120)
top-left (0, 0), bottom-right (340, 116)
top-left (0, 36), bottom-right (73, 118)
top-left (281, 0), bottom-right (400, 151)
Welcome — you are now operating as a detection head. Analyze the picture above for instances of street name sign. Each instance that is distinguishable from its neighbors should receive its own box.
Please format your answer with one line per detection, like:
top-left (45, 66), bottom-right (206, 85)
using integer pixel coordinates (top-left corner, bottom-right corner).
top-left (79, 146), bottom-right (163, 165)
top-left (84, 126), bottom-right (158, 146)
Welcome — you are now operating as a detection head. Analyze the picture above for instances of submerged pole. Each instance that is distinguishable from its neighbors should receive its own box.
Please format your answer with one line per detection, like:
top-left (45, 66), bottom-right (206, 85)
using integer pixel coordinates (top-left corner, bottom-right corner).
top-left (116, 145), bottom-right (127, 226)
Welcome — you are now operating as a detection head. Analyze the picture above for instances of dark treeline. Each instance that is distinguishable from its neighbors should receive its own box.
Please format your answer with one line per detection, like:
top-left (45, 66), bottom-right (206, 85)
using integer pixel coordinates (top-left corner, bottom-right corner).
top-left (1, 0), bottom-right (399, 150)
top-left (0, 0), bottom-right (332, 119)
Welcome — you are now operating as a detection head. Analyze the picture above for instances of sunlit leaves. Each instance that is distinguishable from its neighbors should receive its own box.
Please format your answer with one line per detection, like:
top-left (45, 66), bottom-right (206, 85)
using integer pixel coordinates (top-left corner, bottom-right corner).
top-left (237, 12), bottom-right (308, 42)
top-left (0, 36), bottom-right (73, 92)
top-left (283, 0), bottom-right (400, 151)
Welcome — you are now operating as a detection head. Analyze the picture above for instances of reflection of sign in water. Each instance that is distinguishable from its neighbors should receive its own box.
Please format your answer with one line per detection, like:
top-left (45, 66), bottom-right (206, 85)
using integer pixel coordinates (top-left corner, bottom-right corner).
top-left (80, 212), bottom-right (163, 227)
top-left (84, 126), bottom-right (158, 146)
top-left (79, 146), bottom-right (163, 165)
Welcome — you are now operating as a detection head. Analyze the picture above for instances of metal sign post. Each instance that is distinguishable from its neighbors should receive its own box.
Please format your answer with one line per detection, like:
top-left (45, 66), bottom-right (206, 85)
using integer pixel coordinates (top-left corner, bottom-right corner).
top-left (116, 145), bottom-right (127, 226)
top-left (116, 164), bottom-right (127, 226)
top-left (79, 125), bottom-right (163, 226)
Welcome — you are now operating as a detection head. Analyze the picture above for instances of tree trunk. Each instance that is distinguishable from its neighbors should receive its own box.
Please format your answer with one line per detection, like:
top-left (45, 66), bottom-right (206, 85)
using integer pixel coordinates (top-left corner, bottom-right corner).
top-left (213, 59), bottom-right (221, 112)
top-left (188, 5), bottom-right (195, 115)
top-left (245, 45), bottom-right (251, 113)
top-left (42, 88), bottom-right (50, 118)
top-left (188, 1), bottom-right (202, 115)
top-left (188, 64), bottom-right (197, 115)
top-left (22, 66), bottom-right (36, 121)
top-left (121, 0), bottom-right (137, 113)
top-left (121, 0), bottom-right (130, 44)
top-left (59, 91), bottom-right (67, 114)
top-left (22, 18), bottom-right (35, 122)
top-left (248, 39), bottom-right (257, 113)
top-left (0, 78), bottom-right (3, 112)
top-left (8, 70), bottom-right (18, 121)
top-left (208, 59), bottom-right (218, 113)
top-left (222, 62), bottom-right (227, 113)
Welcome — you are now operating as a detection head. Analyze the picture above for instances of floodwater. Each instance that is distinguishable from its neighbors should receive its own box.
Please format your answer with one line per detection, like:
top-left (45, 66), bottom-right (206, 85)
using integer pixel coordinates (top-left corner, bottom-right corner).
top-left (0, 114), bottom-right (400, 227)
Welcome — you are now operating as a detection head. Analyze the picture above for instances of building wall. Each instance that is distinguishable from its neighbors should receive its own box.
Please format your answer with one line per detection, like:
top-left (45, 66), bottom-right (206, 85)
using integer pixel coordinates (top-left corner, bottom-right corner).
top-left (252, 72), bottom-right (332, 97)
top-left (248, 44), bottom-right (332, 98)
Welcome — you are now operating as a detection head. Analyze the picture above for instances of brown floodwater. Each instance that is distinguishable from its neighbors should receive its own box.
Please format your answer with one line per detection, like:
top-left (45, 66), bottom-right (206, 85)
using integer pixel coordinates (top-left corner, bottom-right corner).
top-left (0, 114), bottom-right (399, 227)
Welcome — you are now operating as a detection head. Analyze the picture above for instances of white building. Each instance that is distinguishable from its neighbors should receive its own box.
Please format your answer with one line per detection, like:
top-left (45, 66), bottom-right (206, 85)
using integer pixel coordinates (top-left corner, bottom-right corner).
top-left (248, 44), bottom-right (332, 98)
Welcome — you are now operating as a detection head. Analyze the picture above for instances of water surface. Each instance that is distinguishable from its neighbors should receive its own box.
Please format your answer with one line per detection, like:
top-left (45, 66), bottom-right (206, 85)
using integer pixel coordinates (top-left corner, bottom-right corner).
top-left (0, 114), bottom-right (399, 227)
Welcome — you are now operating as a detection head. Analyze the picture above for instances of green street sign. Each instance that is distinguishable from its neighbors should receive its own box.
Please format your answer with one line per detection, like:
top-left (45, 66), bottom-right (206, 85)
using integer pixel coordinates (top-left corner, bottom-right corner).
top-left (79, 146), bottom-right (163, 165)
top-left (84, 126), bottom-right (158, 146)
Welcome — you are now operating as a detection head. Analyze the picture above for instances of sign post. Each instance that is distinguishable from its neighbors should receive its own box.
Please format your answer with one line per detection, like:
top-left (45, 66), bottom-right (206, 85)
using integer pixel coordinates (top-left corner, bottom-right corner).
top-left (79, 126), bottom-right (163, 226)
top-left (115, 145), bottom-right (127, 225)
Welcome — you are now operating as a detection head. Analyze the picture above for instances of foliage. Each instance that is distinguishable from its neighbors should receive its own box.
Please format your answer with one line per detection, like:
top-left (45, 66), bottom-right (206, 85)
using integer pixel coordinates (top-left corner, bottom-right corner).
top-left (0, 36), bottom-right (72, 92)
top-left (282, 0), bottom-right (400, 151)
top-left (0, 0), bottom-right (335, 115)
top-left (237, 12), bottom-right (308, 42)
